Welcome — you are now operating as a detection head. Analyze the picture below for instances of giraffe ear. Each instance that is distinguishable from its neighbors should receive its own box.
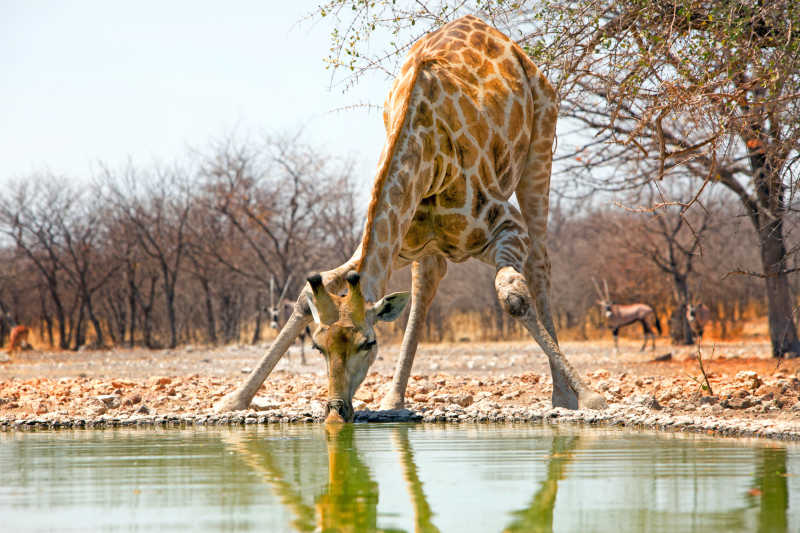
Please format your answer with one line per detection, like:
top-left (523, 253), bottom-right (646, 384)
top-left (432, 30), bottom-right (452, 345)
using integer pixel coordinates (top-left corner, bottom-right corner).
top-left (305, 293), bottom-right (321, 324)
top-left (371, 292), bottom-right (410, 322)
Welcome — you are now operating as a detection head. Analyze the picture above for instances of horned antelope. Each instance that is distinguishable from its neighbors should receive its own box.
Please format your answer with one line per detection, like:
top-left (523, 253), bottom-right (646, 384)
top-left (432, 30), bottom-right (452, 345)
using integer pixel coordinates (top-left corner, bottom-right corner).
top-left (593, 279), bottom-right (661, 352)
top-left (686, 302), bottom-right (711, 344)
top-left (216, 15), bottom-right (607, 420)
top-left (7, 324), bottom-right (30, 358)
top-left (268, 276), bottom-right (311, 365)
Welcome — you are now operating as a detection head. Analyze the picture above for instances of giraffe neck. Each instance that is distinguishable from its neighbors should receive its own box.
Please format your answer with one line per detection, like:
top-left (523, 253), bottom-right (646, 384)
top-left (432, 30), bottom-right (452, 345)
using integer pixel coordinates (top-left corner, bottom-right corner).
top-left (355, 161), bottom-right (416, 302)
top-left (356, 62), bottom-right (428, 302)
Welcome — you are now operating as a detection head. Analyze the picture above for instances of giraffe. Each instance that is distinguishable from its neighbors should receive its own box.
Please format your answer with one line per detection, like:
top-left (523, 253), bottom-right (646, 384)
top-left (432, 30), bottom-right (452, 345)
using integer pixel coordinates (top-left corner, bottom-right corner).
top-left (215, 15), bottom-right (607, 419)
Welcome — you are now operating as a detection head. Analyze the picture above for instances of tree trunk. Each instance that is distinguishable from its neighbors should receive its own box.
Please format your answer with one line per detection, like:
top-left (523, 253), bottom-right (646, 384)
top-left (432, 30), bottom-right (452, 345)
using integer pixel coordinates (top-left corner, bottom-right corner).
top-left (201, 278), bottom-right (218, 345)
top-left (758, 217), bottom-right (800, 358)
top-left (669, 274), bottom-right (694, 345)
top-left (74, 301), bottom-right (86, 350)
top-left (165, 288), bottom-right (178, 349)
top-left (127, 275), bottom-right (137, 347)
top-left (85, 292), bottom-right (103, 347)
top-left (251, 291), bottom-right (263, 345)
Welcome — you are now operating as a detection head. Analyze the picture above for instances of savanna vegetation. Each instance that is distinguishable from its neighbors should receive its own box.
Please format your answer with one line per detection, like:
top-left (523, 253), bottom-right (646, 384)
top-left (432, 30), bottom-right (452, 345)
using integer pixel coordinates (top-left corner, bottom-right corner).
top-left (1, 1), bottom-right (798, 355)
top-left (0, 137), bottom-right (788, 350)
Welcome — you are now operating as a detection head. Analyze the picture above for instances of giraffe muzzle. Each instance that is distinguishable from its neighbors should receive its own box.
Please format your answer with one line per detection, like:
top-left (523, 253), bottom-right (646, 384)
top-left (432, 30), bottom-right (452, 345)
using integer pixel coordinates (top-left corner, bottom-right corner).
top-left (324, 398), bottom-right (354, 424)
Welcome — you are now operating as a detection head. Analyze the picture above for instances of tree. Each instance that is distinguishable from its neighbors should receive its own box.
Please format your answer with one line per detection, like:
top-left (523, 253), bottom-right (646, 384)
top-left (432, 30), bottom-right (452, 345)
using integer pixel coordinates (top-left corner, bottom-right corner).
top-left (315, 0), bottom-right (800, 357)
top-left (612, 185), bottom-right (717, 344)
top-left (198, 135), bottom-right (362, 301)
top-left (102, 165), bottom-right (194, 349)
top-left (0, 176), bottom-right (78, 349)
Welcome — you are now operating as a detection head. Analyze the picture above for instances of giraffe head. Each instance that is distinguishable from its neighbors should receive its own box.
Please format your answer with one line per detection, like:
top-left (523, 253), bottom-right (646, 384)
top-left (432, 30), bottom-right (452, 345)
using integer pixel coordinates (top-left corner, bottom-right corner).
top-left (305, 271), bottom-right (409, 423)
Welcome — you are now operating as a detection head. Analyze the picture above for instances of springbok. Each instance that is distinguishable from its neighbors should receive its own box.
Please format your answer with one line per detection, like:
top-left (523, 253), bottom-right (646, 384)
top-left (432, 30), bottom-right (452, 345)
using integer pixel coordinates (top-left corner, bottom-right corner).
top-left (593, 279), bottom-right (661, 352)
top-left (686, 302), bottom-right (711, 344)
top-left (216, 15), bottom-right (607, 420)
top-left (268, 276), bottom-right (310, 364)
top-left (7, 324), bottom-right (30, 357)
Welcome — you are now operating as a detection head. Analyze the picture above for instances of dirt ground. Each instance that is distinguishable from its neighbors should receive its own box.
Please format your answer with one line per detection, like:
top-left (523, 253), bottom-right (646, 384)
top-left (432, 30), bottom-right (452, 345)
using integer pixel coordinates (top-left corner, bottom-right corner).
top-left (2, 337), bottom-right (799, 427)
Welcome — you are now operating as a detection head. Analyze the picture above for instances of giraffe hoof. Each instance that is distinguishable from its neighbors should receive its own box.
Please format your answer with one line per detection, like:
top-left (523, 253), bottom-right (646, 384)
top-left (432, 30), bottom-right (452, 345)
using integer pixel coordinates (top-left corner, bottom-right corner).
top-left (379, 393), bottom-right (405, 411)
top-left (579, 390), bottom-right (607, 410)
top-left (213, 391), bottom-right (251, 412)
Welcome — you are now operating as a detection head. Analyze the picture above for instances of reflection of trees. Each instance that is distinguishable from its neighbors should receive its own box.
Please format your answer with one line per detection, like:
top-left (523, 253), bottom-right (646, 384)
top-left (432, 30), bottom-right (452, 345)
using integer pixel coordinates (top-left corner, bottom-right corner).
top-left (754, 447), bottom-right (788, 533)
top-left (503, 435), bottom-right (580, 533)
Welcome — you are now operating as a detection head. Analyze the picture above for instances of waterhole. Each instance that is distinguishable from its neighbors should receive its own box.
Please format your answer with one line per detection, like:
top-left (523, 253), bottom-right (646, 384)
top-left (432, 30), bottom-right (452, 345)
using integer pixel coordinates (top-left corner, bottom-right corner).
top-left (2, 424), bottom-right (798, 532)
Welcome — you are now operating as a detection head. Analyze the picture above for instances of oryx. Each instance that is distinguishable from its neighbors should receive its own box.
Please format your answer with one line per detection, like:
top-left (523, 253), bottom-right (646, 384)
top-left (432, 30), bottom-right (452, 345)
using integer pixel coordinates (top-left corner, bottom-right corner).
top-left (268, 275), bottom-right (311, 365)
top-left (593, 279), bottom-right (661, 352)
top-left (686, 302), bottom-right (711, 344)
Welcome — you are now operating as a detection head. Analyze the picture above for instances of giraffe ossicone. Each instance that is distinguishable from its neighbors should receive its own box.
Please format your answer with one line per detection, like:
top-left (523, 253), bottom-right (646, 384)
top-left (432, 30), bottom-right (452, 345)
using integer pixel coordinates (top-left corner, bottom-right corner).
top-left (215, 14), bottom-right (607, 417)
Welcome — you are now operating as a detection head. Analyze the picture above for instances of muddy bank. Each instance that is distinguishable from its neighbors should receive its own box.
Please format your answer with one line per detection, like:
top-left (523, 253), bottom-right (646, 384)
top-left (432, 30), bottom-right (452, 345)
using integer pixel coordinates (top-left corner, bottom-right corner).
top-left (1, 340), bottom-right (799, 440)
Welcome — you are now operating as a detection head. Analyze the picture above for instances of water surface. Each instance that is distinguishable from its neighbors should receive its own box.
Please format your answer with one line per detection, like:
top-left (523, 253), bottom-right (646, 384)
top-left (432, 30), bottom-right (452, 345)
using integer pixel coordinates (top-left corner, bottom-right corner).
top-left (1, 423), bottom-right (798, 532)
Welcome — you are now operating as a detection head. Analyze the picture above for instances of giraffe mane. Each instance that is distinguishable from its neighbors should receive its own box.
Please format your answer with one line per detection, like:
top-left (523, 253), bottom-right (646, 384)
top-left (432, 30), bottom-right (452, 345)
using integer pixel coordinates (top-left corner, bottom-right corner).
top-left (357, 58), bottom-right (427, 279)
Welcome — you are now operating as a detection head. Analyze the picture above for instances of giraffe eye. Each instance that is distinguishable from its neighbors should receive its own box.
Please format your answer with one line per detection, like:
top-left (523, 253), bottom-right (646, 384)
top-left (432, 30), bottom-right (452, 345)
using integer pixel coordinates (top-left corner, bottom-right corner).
top-left (311, 342), bottom-right (324, 353)
top-left (359, 340), bottom-right (377, 352)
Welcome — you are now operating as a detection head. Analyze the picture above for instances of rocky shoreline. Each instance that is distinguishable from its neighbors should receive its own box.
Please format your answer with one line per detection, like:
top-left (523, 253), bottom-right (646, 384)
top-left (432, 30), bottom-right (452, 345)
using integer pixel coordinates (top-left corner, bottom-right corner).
top-left (3, 402), bottom-right (800, 442)
top-left (3, 340), bottom-right (800, 441)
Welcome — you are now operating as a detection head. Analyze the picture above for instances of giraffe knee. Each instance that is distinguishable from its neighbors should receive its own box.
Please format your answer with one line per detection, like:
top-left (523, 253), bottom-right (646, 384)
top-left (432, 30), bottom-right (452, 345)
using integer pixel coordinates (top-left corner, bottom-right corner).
top-left (495, 267), bottom-right (531, 317)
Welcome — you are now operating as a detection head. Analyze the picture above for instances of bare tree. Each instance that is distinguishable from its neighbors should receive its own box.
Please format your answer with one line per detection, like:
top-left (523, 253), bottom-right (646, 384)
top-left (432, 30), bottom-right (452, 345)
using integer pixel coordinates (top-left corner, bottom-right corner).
top-left (0, 176), bottom-right (78, 349)
top-left (101, 165), bottom-right (194, 349)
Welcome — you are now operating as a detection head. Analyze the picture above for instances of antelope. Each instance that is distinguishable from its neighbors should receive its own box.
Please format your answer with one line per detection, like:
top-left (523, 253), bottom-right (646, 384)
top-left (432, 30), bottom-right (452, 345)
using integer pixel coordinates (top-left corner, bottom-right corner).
top-left (7, 324), bottom-right (30, 357)
top-left (686, 302), bottom-right (711, 344)
top-left (268, 275), bottom-right (311, 365)
top-left (593, 279), bottom-right (661, 352)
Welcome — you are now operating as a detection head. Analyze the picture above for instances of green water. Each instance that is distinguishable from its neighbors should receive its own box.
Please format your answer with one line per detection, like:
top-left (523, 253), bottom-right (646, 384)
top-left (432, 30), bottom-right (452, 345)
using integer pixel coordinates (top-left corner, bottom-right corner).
top-left (1, 424), bottom-right (798, 532)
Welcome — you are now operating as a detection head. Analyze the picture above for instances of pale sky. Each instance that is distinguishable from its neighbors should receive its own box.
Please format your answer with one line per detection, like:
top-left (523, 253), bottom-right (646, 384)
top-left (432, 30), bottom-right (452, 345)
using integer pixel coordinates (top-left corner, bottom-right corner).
top-left (1, 1), bottom-right (390, 184)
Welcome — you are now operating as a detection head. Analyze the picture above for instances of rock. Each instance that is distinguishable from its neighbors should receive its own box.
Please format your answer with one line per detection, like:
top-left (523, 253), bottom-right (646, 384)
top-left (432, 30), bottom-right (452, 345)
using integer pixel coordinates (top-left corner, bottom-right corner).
top-left (250, 396), bottom-right (280, 411)
top-left (626, 393), bottom-right (661, 410)
top-left (698, 395), bottom-right (718, 405)
top-left (592, 369), bottom-right (610, 379)
top-left (454, 394), bottom-right (473, 407)
top-left (137, 404), bottom-right (151, 414)
top-left (735, 371), bottom-right (762, 390)
top-left (95, 395), bottom-right (120, 408)
top-left (653, 353), bottom-right (672, 362)
top-left (722, 397), bottom-right (753, 410)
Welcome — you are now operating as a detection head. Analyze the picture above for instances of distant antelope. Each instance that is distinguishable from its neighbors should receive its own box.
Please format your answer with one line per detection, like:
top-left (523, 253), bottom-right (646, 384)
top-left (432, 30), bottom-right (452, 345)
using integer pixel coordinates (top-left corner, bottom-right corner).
top-left (593, 279), bottom-right (661, 352)
top-left (686, 302), bottom-right (711, 344)
top-left (6, 324), bottom-right (30, 358)
top-left (268, 276), bottom-right (310, 365)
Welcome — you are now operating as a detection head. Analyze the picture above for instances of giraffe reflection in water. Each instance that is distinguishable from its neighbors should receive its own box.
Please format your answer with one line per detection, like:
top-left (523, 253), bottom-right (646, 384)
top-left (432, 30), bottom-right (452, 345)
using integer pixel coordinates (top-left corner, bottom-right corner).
top-left (222, 426), bottom-right (587, 532)
top-left (222, 425), bottom-right (440, 532)
top-left (503, 433), bottom-right (580, 533)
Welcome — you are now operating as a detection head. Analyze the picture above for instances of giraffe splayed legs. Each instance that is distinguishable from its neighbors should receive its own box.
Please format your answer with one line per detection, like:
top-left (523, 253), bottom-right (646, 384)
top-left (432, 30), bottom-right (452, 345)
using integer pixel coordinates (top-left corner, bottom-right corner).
top-left (215, 14), bottom-right (607, 416)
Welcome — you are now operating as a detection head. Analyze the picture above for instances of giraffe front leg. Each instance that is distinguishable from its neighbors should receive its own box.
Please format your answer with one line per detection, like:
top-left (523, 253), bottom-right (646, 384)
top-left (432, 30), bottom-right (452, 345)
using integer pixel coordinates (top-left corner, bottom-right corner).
top-left (494, 266), bottom-right (606, 410)
top-left (380, 255), bottom-right (447, 410)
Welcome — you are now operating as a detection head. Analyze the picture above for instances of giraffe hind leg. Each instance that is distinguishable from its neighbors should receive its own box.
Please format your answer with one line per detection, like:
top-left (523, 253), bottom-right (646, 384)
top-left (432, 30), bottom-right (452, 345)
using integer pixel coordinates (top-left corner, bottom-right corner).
top-left (480, 220), bottom-right (605, 410)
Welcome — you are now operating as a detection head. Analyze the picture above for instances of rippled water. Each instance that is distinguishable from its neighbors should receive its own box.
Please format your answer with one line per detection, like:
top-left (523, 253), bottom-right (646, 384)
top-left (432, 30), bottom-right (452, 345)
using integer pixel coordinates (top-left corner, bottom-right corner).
top-left (1, 423), bottom-right (798, 532)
